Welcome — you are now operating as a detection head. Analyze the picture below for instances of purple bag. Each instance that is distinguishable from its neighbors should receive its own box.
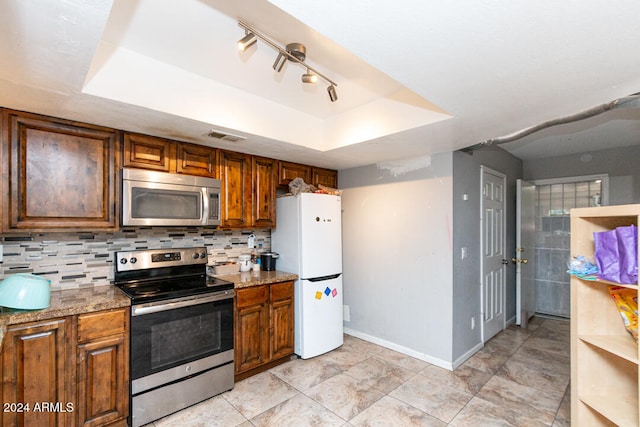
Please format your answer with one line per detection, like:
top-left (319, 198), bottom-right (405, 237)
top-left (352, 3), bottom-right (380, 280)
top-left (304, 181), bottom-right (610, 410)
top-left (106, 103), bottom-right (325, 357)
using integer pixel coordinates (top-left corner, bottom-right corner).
top-left (593, 224), bottom-right (638, 284)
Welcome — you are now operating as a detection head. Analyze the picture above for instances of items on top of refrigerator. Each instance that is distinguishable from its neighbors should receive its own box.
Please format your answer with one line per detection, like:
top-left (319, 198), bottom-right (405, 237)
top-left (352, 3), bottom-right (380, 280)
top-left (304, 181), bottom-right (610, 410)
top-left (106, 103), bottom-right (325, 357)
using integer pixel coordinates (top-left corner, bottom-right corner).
top-left (284, 177), bottom-right (342, 197)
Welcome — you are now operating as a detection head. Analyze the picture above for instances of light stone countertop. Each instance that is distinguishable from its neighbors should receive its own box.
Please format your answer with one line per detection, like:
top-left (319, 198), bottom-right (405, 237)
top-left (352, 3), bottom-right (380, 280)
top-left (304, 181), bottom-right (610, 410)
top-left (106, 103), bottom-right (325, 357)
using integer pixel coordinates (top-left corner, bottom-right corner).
top-left (215, 270), bottom-right (298, 289)
top-left (0, 285), bottom-right (130, 348)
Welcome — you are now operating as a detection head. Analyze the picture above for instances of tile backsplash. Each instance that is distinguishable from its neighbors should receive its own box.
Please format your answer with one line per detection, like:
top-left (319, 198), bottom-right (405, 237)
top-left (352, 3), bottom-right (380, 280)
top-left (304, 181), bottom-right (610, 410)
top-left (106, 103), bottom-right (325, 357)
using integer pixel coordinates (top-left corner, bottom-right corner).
top-left (0, 228), bottom-right (271, 290)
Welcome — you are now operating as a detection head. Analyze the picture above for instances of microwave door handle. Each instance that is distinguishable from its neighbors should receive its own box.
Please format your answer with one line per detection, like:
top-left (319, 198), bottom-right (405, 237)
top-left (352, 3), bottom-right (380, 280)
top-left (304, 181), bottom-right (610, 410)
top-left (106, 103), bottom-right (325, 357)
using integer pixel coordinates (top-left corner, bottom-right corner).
top-left (202, 187), bottom-right (209, 225)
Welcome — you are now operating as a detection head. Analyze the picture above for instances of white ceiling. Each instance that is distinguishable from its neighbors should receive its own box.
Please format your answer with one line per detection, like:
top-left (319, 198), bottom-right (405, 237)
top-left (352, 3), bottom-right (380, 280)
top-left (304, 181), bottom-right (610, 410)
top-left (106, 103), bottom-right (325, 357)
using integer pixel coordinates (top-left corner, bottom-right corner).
top-left (1, 0), bottom-right (639, 170)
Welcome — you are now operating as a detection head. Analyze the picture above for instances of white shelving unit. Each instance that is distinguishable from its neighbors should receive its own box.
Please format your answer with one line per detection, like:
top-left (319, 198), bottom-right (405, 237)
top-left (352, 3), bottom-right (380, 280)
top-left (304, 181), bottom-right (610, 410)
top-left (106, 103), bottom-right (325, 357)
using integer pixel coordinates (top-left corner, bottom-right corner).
top-left (571, 204), bottom-right (639, 426)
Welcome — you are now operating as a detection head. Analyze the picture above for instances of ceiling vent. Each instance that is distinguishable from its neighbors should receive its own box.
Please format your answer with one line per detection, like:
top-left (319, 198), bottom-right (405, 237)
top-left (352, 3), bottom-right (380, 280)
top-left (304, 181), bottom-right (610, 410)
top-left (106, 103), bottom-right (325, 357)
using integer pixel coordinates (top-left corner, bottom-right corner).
top-left (206, 129), bottom-right (246, 142)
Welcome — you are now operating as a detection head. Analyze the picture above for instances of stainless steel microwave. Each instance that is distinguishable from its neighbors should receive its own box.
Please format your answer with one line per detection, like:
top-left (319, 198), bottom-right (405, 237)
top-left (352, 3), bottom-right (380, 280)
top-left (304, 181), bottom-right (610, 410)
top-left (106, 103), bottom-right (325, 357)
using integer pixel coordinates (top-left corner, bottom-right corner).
top-left (122, 168), bottom-right (221, 227)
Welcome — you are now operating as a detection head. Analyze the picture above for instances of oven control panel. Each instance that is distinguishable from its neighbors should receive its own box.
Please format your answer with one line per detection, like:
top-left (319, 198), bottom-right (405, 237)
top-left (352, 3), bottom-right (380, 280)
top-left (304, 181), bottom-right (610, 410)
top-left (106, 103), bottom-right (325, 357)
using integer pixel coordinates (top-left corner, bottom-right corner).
top-left (152, 252), bottom-right (181, 263)
top-left (115, 247), bottom-right (208, 272)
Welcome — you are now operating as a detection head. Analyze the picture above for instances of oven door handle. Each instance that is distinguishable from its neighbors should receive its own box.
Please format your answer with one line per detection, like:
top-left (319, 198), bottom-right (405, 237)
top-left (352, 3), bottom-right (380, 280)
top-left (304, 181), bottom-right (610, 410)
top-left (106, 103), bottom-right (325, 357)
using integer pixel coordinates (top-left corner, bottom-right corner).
top-left (132, 291), bottom-right (233, 316)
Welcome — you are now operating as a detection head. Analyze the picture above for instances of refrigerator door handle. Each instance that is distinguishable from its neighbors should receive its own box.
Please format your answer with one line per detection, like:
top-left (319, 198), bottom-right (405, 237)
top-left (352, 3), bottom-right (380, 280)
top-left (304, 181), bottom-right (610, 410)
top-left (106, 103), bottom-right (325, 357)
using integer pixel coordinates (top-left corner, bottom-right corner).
top-left (306, 273), bottom-right (342, 282)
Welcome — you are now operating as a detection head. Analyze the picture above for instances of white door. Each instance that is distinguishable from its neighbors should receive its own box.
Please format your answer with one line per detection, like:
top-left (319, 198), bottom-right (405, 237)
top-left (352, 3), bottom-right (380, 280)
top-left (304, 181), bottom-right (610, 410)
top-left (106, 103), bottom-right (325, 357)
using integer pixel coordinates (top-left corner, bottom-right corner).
top-left (480, 167), bottom-right (507, 343)
top-left (516, 179), bottom-right (536, 326)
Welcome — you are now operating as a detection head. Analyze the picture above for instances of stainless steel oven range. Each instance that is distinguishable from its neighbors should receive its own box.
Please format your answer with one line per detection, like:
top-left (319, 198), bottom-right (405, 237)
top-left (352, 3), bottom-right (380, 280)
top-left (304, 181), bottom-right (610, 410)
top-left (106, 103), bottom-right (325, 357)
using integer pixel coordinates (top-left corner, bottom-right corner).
top-left (114, 247), bottom-right (234, 427)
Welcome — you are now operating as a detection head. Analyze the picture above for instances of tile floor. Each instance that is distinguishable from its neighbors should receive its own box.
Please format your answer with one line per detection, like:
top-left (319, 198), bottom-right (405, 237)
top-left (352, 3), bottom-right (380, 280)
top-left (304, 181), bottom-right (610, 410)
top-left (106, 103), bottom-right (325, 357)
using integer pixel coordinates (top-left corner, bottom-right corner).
top-left (151, 316), bottom-right (570, 426)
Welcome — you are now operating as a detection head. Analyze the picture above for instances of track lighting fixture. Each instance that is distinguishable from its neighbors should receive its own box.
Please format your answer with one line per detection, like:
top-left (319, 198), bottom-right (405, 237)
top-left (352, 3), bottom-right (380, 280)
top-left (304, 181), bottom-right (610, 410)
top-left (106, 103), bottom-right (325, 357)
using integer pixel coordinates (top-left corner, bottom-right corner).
top-left (237, 21), bottom-right (338, 101)
top-left (237, 32), bottom-right (257, 51)
top-left (327, 85), bottom-right (338, 102)
top-left (272, 52), bottom-right (287, 72)
top-left (301, 69), bottom-right (318, 84)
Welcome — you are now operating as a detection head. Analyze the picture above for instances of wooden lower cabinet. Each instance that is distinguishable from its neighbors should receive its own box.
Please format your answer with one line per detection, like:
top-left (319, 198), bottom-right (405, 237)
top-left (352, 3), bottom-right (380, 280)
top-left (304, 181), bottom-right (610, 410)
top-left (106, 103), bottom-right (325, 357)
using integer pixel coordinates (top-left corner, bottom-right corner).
top-left (234, 281), bottom-right (294, 380)
top-left (1, 319), bottom-right (72, 427)
top-left (76, 309), bottom-right (129, 427)
top-left (0, 308), bottom-right (129, 427)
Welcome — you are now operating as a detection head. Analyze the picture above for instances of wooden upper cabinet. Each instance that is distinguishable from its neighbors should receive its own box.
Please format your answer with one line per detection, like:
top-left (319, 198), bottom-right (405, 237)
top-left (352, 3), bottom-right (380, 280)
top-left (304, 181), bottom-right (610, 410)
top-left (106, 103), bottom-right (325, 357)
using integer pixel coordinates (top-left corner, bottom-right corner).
top-left (124, 133), bottom-right (217, 178)
top-left (176, 143), bottom-right (217, 178)
top-left (123, 132), bottom-right (176, 172)
top-left (219, 150), bottom-right (252, 228)
top-left (312, 167), bottom-right (338, 188)
top-left (252, 156), bottom-right (276, 228)
top-left (278, 161), bottom-right (312, 187)
top-left (4, 111), bottom-right (119, 231)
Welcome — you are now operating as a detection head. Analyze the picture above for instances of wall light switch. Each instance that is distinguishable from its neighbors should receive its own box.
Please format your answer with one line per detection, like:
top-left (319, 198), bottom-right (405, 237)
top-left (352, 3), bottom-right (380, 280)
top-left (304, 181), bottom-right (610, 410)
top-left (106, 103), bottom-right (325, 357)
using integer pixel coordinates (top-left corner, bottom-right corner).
top-left (461, 247), bottom-right (468, 259)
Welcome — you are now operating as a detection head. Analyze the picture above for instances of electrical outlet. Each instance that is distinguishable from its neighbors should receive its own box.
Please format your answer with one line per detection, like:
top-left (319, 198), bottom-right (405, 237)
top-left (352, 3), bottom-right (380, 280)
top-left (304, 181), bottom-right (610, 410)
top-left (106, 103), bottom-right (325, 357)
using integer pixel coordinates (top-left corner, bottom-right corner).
top-left (471, 316), bottom-right (475, 330)
top-left (247, 234), bottom-right (255, 248)
top-left (343, 305), bottom-right (350, 322)
top-left (0, 244), bottom-right (3, 262)
top-left (461, 247), bottom-right (467, 259)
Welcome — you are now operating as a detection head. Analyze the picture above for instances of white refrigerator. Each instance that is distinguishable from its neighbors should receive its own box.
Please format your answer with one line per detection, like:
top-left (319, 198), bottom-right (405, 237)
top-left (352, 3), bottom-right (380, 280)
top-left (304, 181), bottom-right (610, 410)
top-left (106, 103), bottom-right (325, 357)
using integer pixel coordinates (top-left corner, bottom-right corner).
top-left (271, 193), bottom-right (343, 359)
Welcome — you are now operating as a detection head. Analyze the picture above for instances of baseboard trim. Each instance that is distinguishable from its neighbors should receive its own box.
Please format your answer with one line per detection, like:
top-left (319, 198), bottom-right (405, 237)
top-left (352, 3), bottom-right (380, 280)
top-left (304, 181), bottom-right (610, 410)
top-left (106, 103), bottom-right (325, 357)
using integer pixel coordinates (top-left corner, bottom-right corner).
top-left (344, 327), bottom-right (454, 371)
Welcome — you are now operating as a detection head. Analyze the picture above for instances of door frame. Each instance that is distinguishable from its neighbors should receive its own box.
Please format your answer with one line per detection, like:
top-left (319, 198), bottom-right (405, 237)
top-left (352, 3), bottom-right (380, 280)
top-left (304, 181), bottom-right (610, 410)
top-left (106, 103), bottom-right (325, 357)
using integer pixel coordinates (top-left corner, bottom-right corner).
top-left (479, 166), bottom-right (507, 344)
top-left (516, 179), bottom-right (536, 326)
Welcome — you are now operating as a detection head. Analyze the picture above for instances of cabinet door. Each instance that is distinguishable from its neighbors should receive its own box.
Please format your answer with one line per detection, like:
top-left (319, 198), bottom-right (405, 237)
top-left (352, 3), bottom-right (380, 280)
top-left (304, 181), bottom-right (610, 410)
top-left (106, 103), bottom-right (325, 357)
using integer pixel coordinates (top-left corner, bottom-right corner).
top-left (1, 318), bottom-right (71, 427)
top-left (219, 150), bottom-right (252, 228)
top-left (76, 335), bottom-right (128, 427)
top-left (312, 167), bottom-right (338, 189)
top-left (278, 161), bottom-right (312, 187)
top-left (123, 132), bottom-right (176, 172)
top-left (6, 111), bottom-right (119, 230)
top-left (235, 286), bottom-right (269, 374)
top-left (176, 143), bottom-right (217, 178)
top-left (269, 281), bottom-right (295, 360)
top-left (252, 156), bottom-right (276, 228)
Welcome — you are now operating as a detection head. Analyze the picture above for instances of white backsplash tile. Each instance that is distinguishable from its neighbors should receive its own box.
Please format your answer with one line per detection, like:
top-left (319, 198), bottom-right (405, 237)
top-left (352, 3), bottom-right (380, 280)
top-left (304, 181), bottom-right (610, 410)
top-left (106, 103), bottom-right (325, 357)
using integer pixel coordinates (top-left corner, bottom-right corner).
top-left (0, 228), bottom-right (271, 290)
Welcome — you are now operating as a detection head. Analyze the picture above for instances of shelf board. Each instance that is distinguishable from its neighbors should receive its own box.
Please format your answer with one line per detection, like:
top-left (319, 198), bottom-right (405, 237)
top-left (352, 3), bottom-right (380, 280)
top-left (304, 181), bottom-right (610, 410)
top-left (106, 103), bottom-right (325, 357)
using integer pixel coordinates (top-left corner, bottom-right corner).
top-left (580, 394), bottom-right (638, 427)
top-left (572, 273), bottom-right (638, 289)
top-left (580, 334), bottom-right (639, 364)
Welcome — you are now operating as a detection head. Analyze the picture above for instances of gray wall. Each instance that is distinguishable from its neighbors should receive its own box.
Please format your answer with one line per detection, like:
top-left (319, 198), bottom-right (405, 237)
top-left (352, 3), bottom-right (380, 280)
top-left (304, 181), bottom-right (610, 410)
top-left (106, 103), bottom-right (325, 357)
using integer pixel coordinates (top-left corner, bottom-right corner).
top-left (452, 147), bottom-right (523, 362)
top-left (339, 147), bottom-right (522, 368)
top-left (339, 153), bottom-right (454, 368)
top-left (524, 145), bottom-right (640, 204)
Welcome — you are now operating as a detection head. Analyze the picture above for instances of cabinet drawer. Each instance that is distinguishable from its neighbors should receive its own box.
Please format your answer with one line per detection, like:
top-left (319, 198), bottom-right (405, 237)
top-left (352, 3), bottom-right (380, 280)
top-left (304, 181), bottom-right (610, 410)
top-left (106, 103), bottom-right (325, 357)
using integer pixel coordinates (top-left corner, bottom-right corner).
top-left (270, 281), bottom-right (294, 301)
top-left (236, 285), bottom-right (268, 308)
top-left (77, 308), bottom-right (127, 342)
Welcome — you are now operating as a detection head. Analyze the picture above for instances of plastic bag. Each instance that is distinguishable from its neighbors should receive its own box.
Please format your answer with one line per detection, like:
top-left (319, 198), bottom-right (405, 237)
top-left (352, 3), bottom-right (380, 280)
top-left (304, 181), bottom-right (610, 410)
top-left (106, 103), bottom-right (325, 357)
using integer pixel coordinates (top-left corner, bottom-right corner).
top-left (608, 285), bottom-right (638, 342)
top-left (593, 224), bottom-right (638, 284)
top-left (567, 255), bottom-right (598, 279)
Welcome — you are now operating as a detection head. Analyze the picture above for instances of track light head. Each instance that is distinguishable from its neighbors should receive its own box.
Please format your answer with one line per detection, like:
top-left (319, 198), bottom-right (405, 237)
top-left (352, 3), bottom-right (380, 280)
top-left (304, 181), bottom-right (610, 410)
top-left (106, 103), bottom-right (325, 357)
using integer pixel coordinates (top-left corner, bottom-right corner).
top-left (327, 85), bottom-right (338, 102)
top-left (302, 70), bottom-right (318, 84)
top-left (272, 52), bottom-right (286, 72)
top-left (237, 32), bottom-right (257, 51)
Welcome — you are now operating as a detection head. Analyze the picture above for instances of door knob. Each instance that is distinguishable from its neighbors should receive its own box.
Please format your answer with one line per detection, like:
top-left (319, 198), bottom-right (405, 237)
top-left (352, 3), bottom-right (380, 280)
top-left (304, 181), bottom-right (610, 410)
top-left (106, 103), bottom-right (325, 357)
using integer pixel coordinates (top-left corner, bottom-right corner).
top-left (501, 259), bottom-right (509, 265)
